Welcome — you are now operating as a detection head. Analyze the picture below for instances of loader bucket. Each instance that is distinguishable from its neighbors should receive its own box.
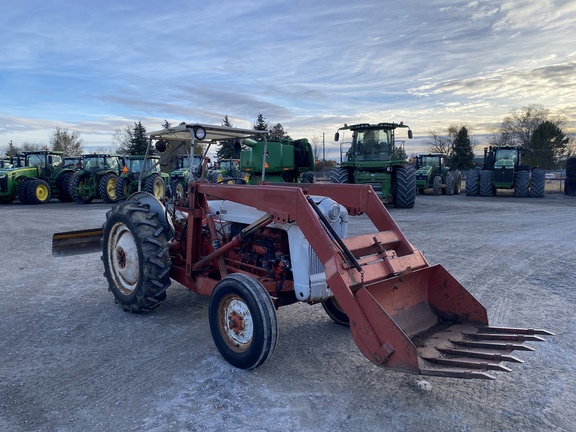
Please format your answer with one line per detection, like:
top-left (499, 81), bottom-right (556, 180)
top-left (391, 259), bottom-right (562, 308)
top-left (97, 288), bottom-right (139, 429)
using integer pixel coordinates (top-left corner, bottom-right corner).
top-left (350, 264), bottom-right (552, 379)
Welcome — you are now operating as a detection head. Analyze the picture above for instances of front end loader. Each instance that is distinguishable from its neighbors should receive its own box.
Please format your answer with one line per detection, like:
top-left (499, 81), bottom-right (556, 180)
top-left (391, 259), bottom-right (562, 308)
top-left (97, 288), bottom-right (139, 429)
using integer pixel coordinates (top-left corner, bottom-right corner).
top-left (52, 124), bottom-right (551, 380)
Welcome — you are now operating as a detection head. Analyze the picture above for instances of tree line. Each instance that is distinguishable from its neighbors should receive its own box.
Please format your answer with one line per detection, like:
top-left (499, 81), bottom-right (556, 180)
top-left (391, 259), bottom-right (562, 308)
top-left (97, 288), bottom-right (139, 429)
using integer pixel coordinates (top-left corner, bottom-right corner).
top-left (425, 104), bottom-right (574, 171)
top-left (3, 104), bottom-right (574, 171)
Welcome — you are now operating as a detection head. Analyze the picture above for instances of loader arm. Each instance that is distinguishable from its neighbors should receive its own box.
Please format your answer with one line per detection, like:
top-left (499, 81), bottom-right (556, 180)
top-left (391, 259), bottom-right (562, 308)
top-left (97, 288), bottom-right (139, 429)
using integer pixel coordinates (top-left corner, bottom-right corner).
top-left (190, 182), bottom-right (552, 379)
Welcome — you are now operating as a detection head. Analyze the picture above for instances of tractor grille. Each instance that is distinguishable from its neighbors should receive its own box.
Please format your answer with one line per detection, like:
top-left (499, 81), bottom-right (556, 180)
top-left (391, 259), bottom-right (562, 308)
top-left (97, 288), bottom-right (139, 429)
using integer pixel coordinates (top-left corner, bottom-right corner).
top-left (0, 176), bottom-right (7, 193)
top-left (308, 245), bottom-right (325, 275)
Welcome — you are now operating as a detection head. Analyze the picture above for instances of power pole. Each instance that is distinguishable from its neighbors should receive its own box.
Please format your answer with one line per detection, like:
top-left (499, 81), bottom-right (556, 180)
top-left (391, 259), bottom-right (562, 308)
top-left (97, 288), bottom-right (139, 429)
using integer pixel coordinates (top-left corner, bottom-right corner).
top-left (322, 132), bottom-right (325, 176)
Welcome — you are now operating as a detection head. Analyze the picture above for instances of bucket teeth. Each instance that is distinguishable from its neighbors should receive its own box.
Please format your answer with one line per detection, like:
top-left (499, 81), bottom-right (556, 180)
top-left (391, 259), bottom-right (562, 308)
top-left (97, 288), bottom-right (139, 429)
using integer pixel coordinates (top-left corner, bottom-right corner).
top-left (417, 324), bottom-right (551, 379)
top-left (448, 339), bottom-right (536, 352)
top-left (462, 332), bottom-right (545, 342)
top-left (436, 347), bottom-right (524, 363)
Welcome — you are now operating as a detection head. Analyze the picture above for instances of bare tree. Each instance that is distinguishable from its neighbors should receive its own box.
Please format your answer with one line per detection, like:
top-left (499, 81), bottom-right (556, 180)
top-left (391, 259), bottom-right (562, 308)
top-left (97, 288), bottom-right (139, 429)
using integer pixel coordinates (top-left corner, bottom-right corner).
top-left (113, 124), bottom-right (133, 154)
top-left (425, 130), bottom-right (452, 154)
top-left (497, 104), bottom-right (551, 147)
top-left (310, 135), bottom-right (321, 162)
top-left (21, 142), bottom-right (45, 152)
top-left (50, 127), bottom-right (84, 155)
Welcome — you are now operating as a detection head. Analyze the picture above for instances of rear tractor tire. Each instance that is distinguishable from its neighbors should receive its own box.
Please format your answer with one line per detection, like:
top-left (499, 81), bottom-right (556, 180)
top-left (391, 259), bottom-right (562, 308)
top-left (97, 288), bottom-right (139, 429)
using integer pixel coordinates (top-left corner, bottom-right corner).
top-left (445, 173), bottom-right (454, 196)
top-left (115, 177), bottom-right (131, 201)
top-left (451, 170), bottom-right (462, 194)
top-left (565, 176), bottom-right (576, 196)
top-left (529, 168), bottom-right (545, 198)
top-left (100, 173), bottom-right (119, 203)
top-left (17, 180), bottom-right (31, 204)
top-left (479, 170), bottom-right (494, 197)
top-left (171, 180), bottom-right (186, 199)
top-left (465, 169), bottom-right (479, 196)
top-left (513, 170), bottom-right (529, 197)
top-left (144, 174), bottom-right (166, 200)
top-left (56, 171), bottom-right (74, 202)
top-left (432, 175), bottom-right (442, 195)
top-left (26, 179), bottom-right (52, 204)
top-left (209, 273), bottom-right (278, 370)
top-left (102, 200), bottom-right (172, 312)
top-left (70, 172), bottom-right (94, 204)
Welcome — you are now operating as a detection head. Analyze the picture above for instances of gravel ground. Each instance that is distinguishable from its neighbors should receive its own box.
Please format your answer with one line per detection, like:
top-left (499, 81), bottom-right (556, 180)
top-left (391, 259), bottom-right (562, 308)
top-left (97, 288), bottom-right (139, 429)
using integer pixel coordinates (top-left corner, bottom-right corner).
top-left (0, 192), bottom-right (574, 432)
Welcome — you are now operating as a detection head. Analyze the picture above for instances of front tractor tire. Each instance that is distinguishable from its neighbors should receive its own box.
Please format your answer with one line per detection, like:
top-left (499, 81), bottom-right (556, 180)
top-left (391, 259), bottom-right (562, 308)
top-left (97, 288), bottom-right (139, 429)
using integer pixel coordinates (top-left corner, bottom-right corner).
top-left (393, 167), bottom-right (416, 208)
top-left (330, 167), bottom-right (350, 184)
top-left (322, 296), bottom-right (349, 327)
top-left (99, 173), bottom-right (119, 203)
top-left (102, 201), bottom-right (172, 312)
top-left (209, 273), bottom-right (278, 370)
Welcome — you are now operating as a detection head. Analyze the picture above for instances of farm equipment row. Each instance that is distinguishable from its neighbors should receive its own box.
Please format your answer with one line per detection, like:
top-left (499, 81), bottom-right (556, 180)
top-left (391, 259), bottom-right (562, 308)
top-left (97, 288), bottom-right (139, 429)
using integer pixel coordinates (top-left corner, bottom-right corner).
top-left (0, 152), bottom-right (171, 205)
top-left (52, 124), bottom-right (552, 381)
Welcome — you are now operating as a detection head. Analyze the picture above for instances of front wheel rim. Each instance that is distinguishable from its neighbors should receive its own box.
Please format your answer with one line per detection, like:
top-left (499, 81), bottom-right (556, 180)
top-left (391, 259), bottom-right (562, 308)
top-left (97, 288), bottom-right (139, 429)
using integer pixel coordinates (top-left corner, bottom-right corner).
top-left (218, 294), bottom-right (253, 351)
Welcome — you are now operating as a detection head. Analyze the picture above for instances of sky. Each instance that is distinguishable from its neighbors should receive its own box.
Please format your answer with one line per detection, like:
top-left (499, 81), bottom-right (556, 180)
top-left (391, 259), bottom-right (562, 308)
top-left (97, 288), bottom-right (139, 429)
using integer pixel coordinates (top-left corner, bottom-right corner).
top-left (1, 0), bottom-right (575, 158)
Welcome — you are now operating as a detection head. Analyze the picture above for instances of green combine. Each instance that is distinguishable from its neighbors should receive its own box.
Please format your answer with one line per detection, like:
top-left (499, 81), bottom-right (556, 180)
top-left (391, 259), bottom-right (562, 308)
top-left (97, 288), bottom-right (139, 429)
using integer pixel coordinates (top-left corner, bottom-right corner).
top-left (239, 138), bottom-right (315, 184)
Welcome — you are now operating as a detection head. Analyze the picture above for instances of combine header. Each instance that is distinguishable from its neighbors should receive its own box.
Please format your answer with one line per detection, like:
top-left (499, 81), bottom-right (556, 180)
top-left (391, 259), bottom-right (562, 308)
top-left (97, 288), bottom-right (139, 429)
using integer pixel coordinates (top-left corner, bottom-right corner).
top-left (52, 124), bottom-right (551, 380)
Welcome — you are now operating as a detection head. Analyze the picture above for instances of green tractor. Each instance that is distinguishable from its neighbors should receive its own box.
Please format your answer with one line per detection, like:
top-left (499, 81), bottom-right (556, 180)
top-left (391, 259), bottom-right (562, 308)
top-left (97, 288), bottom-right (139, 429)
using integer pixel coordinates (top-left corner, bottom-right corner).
top-left (415, 154), bottom-right (461, 195)
top-left (239, 138), bottom-right (315, 184)
top-left (0, 156), bottom-right (12, 169)
top-left (206, 159), bottom-right (241, 183)
top-left (69, 154), bottom-right (122, 204)
top-left (330, 122), bottom-right (415, 208)
top-left (115, 155), bottom-right (169, 201)
top-left (466, 145), bottom-right (545, 198)
top-left (169, 154), bottom-right (203, 197)
top-left (0, 150), bottom-right (76, 204)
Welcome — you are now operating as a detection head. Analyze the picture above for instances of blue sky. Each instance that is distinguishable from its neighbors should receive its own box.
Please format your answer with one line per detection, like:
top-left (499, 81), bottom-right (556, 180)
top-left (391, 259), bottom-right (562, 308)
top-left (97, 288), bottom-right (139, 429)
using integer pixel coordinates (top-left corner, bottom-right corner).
top-left (1, 0), bottom-right (575, 158)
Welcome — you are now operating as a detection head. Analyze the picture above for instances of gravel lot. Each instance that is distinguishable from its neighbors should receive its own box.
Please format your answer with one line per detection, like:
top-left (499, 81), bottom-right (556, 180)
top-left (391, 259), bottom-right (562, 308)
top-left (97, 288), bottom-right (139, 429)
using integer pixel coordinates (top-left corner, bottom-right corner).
top-left (1, 192), bottom-right (574, 432)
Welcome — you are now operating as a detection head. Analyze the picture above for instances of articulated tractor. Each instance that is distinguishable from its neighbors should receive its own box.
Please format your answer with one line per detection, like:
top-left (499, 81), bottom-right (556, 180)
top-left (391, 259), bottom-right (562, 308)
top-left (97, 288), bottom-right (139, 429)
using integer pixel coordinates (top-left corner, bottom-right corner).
top-left (53, 124), bottom-right (551, 380)
top-left (466, 146), bottom-right (545, 197)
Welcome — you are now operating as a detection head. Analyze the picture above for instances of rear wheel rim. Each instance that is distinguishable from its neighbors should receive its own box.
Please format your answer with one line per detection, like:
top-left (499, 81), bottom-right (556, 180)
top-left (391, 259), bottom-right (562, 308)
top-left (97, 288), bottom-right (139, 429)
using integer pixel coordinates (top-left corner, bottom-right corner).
top-left (107, 178), bottom-right (117, 199)
top-left (108, 222), bottom-right (140, 295)
top-left (36, 184), bottom-right (49, 200)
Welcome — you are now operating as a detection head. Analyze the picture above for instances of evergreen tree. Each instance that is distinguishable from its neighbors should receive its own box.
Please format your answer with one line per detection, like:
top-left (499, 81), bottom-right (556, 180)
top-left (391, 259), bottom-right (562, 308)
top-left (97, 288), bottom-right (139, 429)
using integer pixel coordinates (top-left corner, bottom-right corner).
top-left (270, 123), bottom-right (290, 141)
top-left (450, 126), bottom-right (475, 170)
top-left (253, 114), bottom-right (268, 133)
top-left (525, 121), bottom-right (569, 169)
top-left (128, 121), bottom-right (150, 155)
top-left (216, 115), bottom-right (238, 159)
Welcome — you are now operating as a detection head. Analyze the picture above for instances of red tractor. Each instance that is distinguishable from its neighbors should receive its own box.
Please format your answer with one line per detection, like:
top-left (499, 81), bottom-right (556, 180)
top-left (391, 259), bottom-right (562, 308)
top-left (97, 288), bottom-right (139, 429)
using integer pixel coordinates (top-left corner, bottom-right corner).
top-left (53, 124), bottom-right (551, 380)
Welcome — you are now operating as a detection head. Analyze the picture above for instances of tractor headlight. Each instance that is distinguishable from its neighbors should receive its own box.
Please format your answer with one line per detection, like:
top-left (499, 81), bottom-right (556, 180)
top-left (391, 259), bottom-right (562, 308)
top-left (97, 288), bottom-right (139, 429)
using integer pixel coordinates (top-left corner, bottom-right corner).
top-left (194, 126), bottom-right (206, 140)
top-left (327, 202), bottom-right (341, 222)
